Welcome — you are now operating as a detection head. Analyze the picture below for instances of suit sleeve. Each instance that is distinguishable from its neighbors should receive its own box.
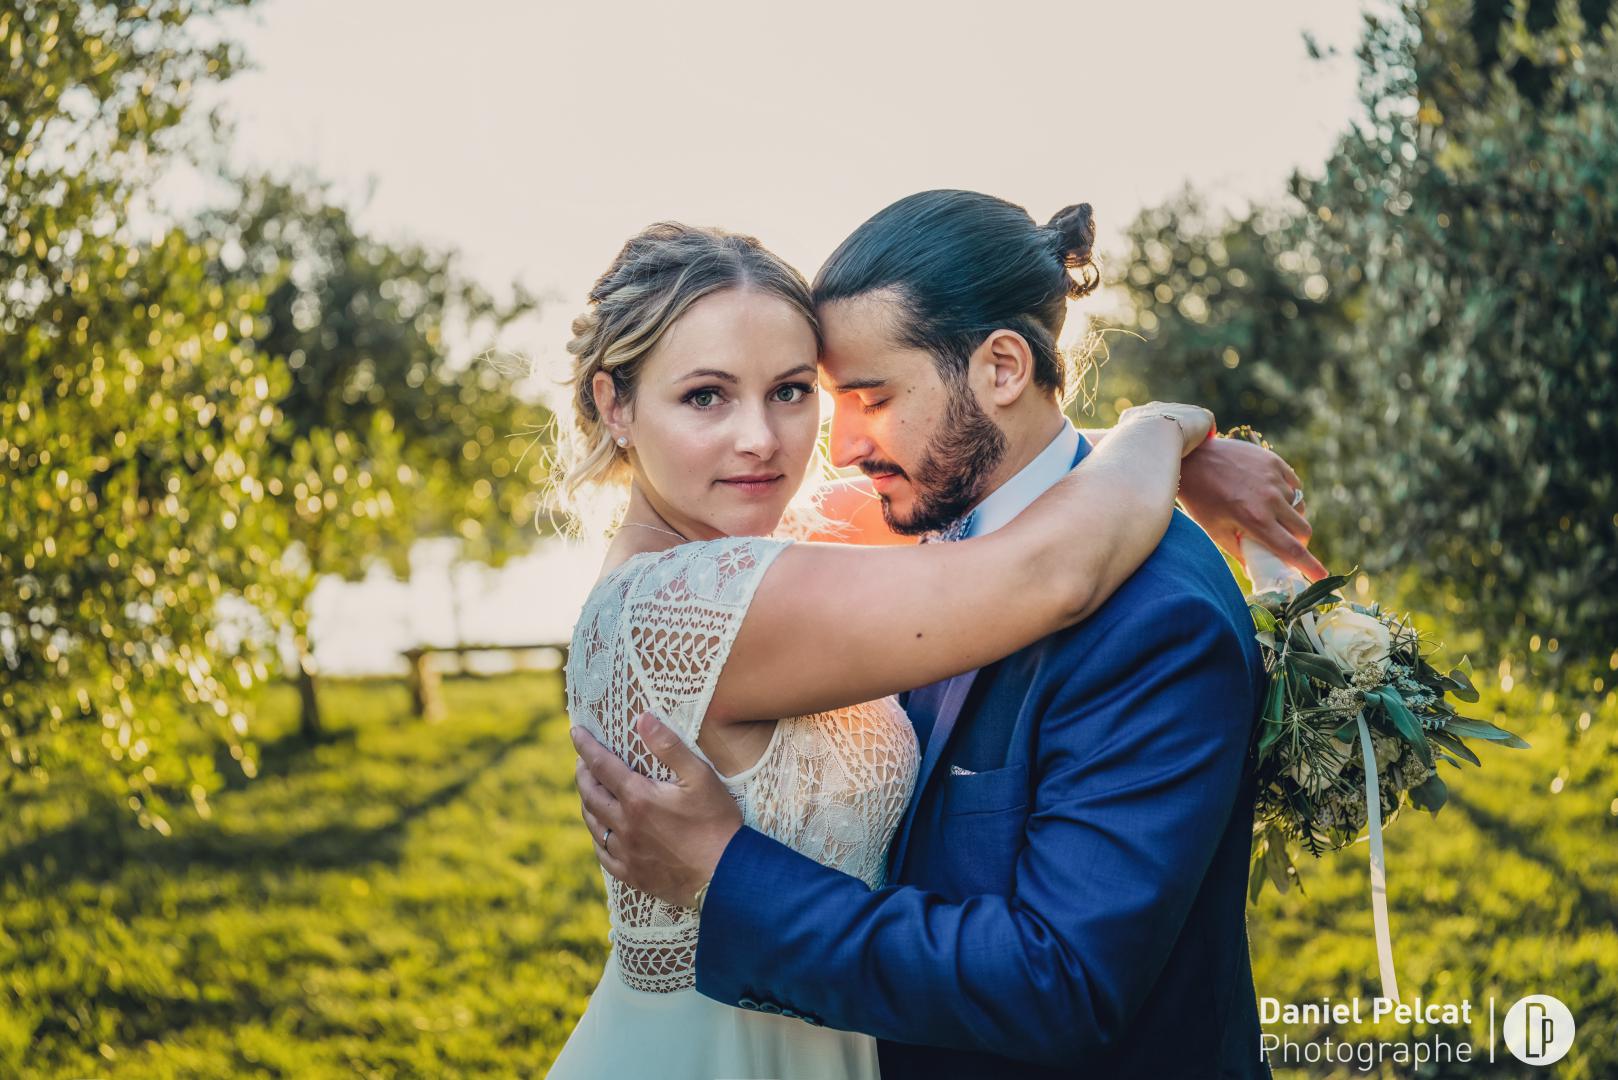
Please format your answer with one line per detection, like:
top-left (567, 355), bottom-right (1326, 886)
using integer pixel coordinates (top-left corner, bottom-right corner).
top-left (693, 591), bottom-right (1257, 1066)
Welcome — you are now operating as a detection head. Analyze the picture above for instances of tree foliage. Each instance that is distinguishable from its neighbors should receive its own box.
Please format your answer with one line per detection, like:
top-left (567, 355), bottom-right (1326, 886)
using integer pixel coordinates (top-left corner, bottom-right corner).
top-left (2, 0), bottom-right (271, 823)
top-left (1105, 193), bottom-right (1354, 444)
top-left (1112, 0), bottom-right (1618, 697)
top-left (193, 175), bottom-right (550, 737)
top-left (2, 3), bottom-right (553, 801)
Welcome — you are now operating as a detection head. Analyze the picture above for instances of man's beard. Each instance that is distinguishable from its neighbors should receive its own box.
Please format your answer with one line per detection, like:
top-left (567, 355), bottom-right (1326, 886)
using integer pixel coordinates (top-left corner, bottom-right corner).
top-left (875, 380), bottom-right (1008, 536)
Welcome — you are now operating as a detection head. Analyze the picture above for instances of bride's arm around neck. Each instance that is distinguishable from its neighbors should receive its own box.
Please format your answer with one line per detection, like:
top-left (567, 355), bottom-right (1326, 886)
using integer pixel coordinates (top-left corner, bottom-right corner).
top-left (705, 405), bottom-right (1208, 728)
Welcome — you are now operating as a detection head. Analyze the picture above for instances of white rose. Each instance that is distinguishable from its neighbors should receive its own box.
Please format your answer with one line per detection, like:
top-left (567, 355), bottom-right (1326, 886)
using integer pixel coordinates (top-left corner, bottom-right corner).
top-left (1314, 606), bottom-right (1393, 676)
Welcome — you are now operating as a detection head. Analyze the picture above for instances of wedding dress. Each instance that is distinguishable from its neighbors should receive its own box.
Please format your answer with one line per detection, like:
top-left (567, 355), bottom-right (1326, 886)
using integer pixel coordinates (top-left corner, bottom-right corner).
top-left (549, 536), bottom-right (920, 1079)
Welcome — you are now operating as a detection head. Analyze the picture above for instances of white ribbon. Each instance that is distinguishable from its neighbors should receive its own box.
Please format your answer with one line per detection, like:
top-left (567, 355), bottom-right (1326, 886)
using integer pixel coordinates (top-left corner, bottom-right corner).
top-left (1355, 710), bottom-right (1401, 1005)
top-left (1241, 539), bottom-right (1400, 1005)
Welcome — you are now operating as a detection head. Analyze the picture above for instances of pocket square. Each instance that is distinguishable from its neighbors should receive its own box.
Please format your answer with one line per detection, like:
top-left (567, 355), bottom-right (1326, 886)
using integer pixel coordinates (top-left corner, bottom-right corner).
top-left (949, 765), bottom-right (976, 776)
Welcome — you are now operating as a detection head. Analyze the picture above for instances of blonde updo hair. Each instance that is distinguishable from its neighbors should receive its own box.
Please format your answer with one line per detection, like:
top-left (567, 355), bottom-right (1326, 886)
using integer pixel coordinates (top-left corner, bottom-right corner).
top-left (554, 222), bottom-right (824, 534)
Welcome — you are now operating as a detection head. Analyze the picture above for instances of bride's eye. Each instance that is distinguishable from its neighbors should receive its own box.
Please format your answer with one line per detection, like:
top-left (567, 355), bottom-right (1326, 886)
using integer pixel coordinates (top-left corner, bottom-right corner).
top-left (684, 387), bottom-right (722, 409)
top-left (771, 382), bottom-right (813, 404)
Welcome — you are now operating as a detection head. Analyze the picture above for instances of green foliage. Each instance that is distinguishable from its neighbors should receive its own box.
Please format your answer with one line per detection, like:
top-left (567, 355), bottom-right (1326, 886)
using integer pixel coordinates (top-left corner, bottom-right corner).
top-left (1, 2), bottom-right (253, 317)
top-left (195, 174), bottom-right (551, 580)
top-left (1106, 192), bottom-right (1354, 443)
top-left (191, 175), bottom-right (552, 736)
top-left (1300, 0), bottom-right (1618, 695)
top-left (1, 0), bottom-right (272, 821)
top-left (1111, 1), bottom-right (1618, 697)
top-left (2, 2), bottom-right (556, 796)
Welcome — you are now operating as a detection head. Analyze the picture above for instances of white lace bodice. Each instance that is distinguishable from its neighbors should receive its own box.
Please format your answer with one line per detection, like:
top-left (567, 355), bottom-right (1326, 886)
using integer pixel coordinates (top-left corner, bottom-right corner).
top-left (566, 536), bottom-right (920, 993)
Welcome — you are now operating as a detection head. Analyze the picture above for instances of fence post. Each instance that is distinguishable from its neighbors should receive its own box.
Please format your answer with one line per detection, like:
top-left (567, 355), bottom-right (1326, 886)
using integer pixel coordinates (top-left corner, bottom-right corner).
top-left (405, 648), bottom-right (445, 722)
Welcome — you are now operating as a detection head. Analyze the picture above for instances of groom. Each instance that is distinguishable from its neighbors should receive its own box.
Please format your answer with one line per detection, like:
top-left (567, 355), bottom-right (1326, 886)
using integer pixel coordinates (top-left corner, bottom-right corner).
top-left (573, 190), bottom-right (1312, 1078)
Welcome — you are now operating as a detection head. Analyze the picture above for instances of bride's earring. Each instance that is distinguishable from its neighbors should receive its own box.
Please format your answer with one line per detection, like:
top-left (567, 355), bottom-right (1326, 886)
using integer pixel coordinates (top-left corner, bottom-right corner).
top-left (616, 436), bottom-right (629, 448)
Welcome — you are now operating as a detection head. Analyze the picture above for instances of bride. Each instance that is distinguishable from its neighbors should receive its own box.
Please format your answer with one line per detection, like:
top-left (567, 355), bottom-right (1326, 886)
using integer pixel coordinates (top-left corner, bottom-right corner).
top-left (547, 220), bottom-right (1298, 1078)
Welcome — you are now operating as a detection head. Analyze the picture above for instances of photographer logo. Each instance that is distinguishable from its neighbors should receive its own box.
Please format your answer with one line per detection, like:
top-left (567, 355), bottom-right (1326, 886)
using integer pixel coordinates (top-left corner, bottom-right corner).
top-left (1503, 994), bottom-right (1575, 1066)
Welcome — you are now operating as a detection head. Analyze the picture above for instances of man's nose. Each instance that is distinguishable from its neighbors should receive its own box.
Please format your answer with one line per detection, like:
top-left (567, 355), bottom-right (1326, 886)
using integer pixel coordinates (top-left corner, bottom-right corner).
top-left (828, 400), bottom-right (870, 469)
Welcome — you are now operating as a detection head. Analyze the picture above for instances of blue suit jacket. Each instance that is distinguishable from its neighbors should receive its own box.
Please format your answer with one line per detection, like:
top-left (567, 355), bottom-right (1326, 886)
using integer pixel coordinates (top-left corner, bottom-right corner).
top-left (695, 435), bottom-right (1272, 1079)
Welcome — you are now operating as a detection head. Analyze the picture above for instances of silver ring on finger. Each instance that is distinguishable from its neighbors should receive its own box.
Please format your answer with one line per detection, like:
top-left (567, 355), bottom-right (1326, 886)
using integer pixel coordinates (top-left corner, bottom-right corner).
top-left (1290, 487), bottom-right (1305, 508)
top-left (601, 827), bottom-right (613, 852)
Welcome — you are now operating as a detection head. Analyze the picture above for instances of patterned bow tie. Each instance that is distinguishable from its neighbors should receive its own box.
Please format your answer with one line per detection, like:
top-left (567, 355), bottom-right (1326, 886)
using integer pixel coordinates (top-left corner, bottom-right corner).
top-left (921, 511), bottom-right (976, 544)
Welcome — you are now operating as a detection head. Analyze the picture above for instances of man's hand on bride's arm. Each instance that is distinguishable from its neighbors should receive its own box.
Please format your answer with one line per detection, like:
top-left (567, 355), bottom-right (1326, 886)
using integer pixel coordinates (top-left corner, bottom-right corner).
top-left (1174, 435), bottom-right (1325, 580)
top-left (572, 714), bottom-right (740, 909)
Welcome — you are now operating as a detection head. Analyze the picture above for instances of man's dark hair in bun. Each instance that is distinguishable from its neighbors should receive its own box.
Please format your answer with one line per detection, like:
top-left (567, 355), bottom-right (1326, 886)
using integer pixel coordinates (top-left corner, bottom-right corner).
top-left (812, 189), bottom-right (1099, 396)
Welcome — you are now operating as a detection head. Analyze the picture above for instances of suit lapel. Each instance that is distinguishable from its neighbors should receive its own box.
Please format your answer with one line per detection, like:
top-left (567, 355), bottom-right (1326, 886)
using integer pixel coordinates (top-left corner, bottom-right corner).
top-left (888, 431), bottom-right (1091, 876)
top-left (889, 667), bottom-right (981, 874)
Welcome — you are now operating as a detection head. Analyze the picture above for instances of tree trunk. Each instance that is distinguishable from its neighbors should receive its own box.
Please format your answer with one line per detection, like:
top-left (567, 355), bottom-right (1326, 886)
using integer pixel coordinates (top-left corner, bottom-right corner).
top-left (296, 637), bottom-right (323, 741)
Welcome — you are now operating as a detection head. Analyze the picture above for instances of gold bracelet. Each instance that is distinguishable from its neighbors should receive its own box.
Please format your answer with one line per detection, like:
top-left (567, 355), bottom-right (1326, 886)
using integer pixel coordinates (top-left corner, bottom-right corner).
top-left (693, 879), bottom-right (712, 913)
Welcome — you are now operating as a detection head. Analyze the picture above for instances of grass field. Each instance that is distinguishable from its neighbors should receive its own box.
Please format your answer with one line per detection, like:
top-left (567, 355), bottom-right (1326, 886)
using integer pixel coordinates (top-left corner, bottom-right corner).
top-left (3, 670), bottom-right (1613, 1077)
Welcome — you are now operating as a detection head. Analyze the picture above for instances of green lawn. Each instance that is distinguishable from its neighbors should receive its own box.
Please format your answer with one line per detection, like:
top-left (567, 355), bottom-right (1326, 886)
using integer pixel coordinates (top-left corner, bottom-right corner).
top-left (1249, 677), bottom-right (1618, 1079)
top-left (1, 674), bottom-right (607, 1078)
top-left (2, 671), bottom-right (1613, 1077)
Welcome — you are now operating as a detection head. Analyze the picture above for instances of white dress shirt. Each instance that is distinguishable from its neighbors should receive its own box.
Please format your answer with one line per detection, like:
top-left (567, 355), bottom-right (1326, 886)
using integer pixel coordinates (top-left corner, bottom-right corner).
top-left (962, 419), bottom-right (1082, 539)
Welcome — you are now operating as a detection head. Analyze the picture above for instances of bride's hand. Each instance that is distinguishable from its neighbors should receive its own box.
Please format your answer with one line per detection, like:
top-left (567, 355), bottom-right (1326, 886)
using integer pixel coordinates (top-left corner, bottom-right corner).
top-left (1177, 436), bottom-right (1328, 581)
top-left (1118, 401), bottom-right (1216, 457)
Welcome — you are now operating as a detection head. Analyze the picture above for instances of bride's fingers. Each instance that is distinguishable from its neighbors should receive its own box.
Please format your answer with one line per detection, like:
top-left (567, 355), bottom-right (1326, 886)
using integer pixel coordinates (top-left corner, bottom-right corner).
top-left (1273, 498), bottom-right (1314, 543)
top-left (1277, 458), bottom-right (1302, 495)
top-left (1250, 521), bottom-right (1328, 581)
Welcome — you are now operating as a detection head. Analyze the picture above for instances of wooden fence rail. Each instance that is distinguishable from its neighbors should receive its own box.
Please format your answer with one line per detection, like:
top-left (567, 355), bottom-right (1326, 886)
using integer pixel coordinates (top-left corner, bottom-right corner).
top-left (403, 643), bottom-right (570, 721)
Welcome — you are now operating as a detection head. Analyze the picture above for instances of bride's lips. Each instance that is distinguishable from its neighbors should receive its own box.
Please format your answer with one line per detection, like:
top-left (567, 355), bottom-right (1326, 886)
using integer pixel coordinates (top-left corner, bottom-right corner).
top-left (716, 473), bottom-right (785, 497)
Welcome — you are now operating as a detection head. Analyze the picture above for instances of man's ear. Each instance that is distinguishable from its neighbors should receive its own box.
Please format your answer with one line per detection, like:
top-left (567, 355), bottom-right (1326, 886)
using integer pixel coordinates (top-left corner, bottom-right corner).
top-left (592, 370), bottom-right (631, 440)
top-left (971, 329), bottom-right (1036, 408)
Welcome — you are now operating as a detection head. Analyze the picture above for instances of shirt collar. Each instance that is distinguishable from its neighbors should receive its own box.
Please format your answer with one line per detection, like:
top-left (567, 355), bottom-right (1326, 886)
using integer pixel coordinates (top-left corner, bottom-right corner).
top-left (963, 419), bottom-right (1081, 539)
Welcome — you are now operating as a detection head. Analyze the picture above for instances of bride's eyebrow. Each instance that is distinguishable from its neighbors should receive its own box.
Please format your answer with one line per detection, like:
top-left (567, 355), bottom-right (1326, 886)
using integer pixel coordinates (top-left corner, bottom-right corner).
top-left (676, 364), bottom-right (814, 383)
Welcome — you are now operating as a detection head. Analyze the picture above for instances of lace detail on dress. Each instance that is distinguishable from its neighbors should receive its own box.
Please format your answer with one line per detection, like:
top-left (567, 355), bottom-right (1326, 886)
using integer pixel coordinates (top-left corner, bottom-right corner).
top-left (566, 536), bottom-right (919, 993)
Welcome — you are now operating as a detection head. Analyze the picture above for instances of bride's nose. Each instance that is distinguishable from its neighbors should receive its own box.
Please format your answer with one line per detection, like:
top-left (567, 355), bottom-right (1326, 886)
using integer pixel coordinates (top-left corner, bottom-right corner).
top-left (732, 403), bottom-right (781, 459)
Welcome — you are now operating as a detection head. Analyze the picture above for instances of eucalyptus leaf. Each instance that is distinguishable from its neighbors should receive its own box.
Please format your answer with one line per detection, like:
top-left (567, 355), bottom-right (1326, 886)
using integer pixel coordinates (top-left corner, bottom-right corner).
top-left (1408, 774), bottom-right (1448, 813)
top-left (1263, 673), bottom-right (1286, 727)
top-left (1250, 604), bottom-right (1281, 633)
top-left (1443, 717), bottom-right (1531, 749)
top-left (1444, 668), bottom-right (1481, 704)
top-left (1249, 853), bottom-right (1269, 903)
top-left (1282, 574), bottom-right (1351, 620)
top-left (1289, 651), bottom-right (1350, 688)
top-left (1372, 687), bottom-right (1433, 767)
top-left (1428, 729), bottom-right (1483, 766)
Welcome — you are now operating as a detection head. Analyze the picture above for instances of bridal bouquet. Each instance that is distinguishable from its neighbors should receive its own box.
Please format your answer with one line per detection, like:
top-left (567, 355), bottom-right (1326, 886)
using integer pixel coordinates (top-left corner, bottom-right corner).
top-left (1244, 570), bottom-right (1527, 898)
top-left (1231, 430), bottom-right (1527, 1001)
top-left (1236, 482), bottom-right (1527, 1003)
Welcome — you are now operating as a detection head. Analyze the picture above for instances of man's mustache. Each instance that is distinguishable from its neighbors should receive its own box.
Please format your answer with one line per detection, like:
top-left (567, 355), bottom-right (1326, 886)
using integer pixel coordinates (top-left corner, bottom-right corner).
top-left (858, 459), bottom-right (906, 480)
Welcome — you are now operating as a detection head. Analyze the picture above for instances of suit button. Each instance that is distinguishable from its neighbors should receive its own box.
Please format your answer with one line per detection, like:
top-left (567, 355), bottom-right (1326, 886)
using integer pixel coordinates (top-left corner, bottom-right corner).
top-left (757, 1002), bottom-right (783, 1015)
top-left (738, 997), bottom-right (759, 1010)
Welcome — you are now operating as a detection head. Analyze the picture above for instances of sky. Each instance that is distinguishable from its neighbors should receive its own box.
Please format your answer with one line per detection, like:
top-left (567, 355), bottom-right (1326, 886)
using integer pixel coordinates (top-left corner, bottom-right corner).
top-left (190, 0), bottom-right (1374, 670)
